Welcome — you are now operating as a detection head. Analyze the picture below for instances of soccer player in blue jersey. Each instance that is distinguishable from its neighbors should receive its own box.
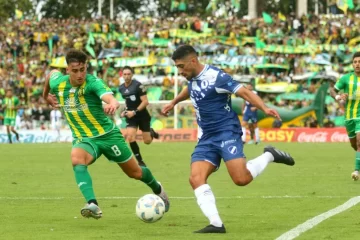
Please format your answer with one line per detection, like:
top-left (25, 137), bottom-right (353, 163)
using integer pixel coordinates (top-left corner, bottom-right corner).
top-left (242, 84), bottom-right (260, 144)
top-left (162, 45), bottom-right (295, 234)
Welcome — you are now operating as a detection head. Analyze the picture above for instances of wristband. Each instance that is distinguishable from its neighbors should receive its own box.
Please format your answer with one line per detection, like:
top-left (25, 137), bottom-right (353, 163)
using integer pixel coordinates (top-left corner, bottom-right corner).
top-left (335, 95), bottom-right (341, 101)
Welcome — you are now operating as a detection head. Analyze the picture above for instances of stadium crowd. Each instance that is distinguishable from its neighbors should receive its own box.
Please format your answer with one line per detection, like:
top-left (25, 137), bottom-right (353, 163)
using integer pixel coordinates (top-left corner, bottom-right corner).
top-left (0, 10), bottom-right (356, 130)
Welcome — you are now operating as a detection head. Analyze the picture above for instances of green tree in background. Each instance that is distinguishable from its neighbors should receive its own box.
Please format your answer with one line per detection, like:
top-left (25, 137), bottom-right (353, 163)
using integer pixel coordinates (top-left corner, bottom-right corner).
top-left (0, 0), bottom-right (33, 21)
top-left (41, 0), bottom-right (145, 19)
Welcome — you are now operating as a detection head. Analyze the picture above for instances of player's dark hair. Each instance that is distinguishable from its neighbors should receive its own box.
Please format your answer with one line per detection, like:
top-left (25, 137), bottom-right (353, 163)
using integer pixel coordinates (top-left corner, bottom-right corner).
top-left (66, 49), bottom-right (87, 65)
top-left (50, 66), bottom-right (67, 74)
top-left (171, 45), bottom-right (198, 61)
top-left (123, 66), bottom-right (134, 73)
top-left (353, 52), bottom-right (360, 60)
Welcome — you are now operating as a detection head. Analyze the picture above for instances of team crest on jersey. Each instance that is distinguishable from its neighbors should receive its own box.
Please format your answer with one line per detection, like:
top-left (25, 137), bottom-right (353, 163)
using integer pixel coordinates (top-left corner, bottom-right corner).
top-left (78, 88), bottom-right (85, 97)
top-left (64, 97), bottom-right (88, 112)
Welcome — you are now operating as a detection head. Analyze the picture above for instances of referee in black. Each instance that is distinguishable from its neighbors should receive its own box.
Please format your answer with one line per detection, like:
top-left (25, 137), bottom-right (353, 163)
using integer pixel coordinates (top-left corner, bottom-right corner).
top-left (119, 66), bottom-right (159, 167)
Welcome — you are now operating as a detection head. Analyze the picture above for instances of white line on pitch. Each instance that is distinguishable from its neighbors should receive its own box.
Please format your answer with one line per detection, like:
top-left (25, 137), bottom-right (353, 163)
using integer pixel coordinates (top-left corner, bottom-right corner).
top-left (275, 196), bottom-right (360, 240)
top-left (0, 195), bottom-right (355, 200)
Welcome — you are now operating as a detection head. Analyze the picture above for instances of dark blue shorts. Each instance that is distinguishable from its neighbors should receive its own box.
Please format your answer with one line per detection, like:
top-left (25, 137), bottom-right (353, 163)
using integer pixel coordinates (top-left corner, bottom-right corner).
top-left (191, 132), bottom-right (245, 169)
top-left (243, 113), bottom-right (258, 123)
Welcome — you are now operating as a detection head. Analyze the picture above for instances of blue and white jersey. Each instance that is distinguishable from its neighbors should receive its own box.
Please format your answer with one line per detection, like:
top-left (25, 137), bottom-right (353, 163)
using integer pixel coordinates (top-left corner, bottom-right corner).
top-left (188, 65), bottom-right (243, 139)
top-left (243, 91), bottom-right (258, 115)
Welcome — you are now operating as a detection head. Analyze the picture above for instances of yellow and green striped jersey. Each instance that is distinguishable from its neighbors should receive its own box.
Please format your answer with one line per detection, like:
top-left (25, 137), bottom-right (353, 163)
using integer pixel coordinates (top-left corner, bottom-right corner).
top-left (3, 96), bottom-right (19, 119)
top-left (49, 72), bottom-right (114, 139)
top-left (335, 72), bottom-right (360, 120)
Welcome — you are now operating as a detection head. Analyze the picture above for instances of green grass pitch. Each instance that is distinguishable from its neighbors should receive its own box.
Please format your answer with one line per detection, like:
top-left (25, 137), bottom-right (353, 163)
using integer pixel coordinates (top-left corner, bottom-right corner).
top-left (0, 142), bottom-right (360, 240)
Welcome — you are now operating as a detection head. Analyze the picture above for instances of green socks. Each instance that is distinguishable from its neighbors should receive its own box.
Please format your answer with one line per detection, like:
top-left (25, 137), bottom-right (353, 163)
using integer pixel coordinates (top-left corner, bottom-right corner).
top-left (73, 165), bottom-right (96, 202)
top-left (73, 165), bottom-right (160, 202)
top-left (7, 133), bottom-right (11, 143)
top-left (356, 152), bottom-right (360, 171)
top-left (140, 166), bottom-right (161, 194)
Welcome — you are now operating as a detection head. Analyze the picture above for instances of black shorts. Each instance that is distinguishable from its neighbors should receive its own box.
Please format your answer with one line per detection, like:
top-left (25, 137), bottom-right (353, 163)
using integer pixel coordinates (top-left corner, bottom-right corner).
top-left (126, 115), bottom-right (151, 132)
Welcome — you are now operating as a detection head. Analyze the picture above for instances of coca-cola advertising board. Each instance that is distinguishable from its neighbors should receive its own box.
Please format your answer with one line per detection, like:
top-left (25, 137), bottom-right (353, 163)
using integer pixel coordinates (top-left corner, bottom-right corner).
top-left (295, 128), bottom-right (349, 143)
top-left (243, 128), bottom-right (349, 143)
top-left (0, 128), bottom-right (349, 143)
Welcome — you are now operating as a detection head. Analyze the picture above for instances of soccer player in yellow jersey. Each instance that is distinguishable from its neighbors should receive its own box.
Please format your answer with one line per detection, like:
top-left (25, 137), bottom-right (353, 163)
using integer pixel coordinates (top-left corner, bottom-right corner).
top-left (43, 49), bottom-right (169, 219)
top-left (330, 52), bottom-right (360, 181)
top-left (2, 89), bottom-right (20, 143)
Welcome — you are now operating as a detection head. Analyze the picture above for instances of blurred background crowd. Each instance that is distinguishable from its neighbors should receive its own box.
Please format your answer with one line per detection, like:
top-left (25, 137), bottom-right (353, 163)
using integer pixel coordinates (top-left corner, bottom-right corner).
top-left (0, 0), bottom-right (359, 130)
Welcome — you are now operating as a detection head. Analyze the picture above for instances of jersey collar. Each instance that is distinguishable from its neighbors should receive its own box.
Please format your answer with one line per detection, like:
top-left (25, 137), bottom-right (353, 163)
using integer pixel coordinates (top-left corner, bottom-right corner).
top-left (192, 64), bottom-right (208, 81)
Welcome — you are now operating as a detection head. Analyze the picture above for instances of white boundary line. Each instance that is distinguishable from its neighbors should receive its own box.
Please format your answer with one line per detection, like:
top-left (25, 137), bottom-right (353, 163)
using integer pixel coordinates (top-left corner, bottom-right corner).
top-left (0, 195), bottom-right (357, 200)
top-left (276, 196), bottom-right (360, 240)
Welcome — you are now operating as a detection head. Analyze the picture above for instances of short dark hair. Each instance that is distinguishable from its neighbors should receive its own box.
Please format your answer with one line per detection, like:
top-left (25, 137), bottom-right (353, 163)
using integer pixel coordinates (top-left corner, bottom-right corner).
top-left (353, 52), bottom-right (360, 60)
top-left (66, 49), bottom-right (87, 65)
top-left (171, 45), bottom-right (198, 61)
top-left (123, 66), bottom-right (133, 73)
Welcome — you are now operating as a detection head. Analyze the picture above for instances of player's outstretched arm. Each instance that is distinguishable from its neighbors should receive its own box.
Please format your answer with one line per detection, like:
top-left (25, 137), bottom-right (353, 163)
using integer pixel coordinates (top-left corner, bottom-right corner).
top-left (161, 86), bottom-right (189, 116)
top-left (102, 94), bottom-right (120, 115)
top-left (236, 86), bottom-right (281, 120)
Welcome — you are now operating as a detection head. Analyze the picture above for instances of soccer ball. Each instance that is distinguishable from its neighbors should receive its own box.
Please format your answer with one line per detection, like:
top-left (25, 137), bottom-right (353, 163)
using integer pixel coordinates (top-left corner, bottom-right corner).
top-left (136, 194), bottom-right (165, 223)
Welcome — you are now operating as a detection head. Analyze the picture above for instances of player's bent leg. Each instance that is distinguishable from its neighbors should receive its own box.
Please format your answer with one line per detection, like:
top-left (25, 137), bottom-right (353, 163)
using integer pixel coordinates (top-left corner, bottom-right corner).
top-left (127, 127), bottom-right (146, 166)
top-left (125, 127), bottom-right (137, 142)
top-left (139, 118), bottom-right (159, 141)
top-left (118, 158), bottom-right (170, 212)
top-left (350, 137), bottom-right (359, 180)
top-left (71, 145), bottom-right (102, 219)
top-left (248, 123), bottom-right (255, 144)
top-left (225, 158), bottom-right (254, 186)
top-left (189, 161), bottom-right (216, 189)
top-left (142, 131), bottom-right (153, 144)
top-left (190, 161), bottom-right (225, 234)
top-left (6, 125), bottom-right (12, 143)
top-left (350, 137), bottom-right (357, 151)
top-left (353, 132), bottom-right (360, 181)
top-left (11, 126), bottom-right (19, 141)
top-left (253, 122), bottom-right (260, 144)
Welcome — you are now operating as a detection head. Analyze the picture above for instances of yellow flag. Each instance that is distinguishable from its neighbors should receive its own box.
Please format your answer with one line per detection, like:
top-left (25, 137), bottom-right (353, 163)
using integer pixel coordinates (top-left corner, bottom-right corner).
top-left (278, 12), bottom-right (286, 21)
top-left (337, 0), bottom-right (348, 14)
top-left (15, 9), bottom-right (23, 20)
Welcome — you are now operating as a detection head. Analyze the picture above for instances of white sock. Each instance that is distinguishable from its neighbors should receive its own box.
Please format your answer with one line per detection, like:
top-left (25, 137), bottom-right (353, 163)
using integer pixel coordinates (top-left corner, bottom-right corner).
top-left (242, 127), bottom-right (247, 142)
top-left (255, 127), bottom-right (260, 142)
top-left (194, 184), bottom-right (223, 227)
top-left (246, 152), bottom-right (274, 179)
